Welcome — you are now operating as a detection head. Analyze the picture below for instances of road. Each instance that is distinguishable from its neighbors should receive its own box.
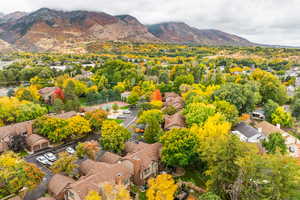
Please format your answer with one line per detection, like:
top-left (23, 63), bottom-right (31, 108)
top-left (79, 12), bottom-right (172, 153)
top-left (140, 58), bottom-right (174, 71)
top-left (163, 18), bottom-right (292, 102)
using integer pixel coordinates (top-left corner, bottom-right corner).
top-left (24, 108), bottom-right (138, 200)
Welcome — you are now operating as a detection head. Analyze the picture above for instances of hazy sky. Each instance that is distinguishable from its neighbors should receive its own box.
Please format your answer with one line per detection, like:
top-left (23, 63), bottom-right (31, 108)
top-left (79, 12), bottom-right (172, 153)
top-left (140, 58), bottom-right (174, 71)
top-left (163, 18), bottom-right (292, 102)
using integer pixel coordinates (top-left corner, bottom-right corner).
top-left (1, 0), bottom-right (300, 46)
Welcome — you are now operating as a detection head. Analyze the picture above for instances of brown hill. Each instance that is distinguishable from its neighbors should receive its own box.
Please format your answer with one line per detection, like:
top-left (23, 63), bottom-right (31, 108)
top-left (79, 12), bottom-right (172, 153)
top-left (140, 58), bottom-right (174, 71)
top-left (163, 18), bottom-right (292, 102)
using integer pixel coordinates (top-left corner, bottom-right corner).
top-left (0, 8), bottom-right (159, 52)
top-left (147, 22), bottom-right (253, 46)
top-left (0, 11), bottom-right (27, 24)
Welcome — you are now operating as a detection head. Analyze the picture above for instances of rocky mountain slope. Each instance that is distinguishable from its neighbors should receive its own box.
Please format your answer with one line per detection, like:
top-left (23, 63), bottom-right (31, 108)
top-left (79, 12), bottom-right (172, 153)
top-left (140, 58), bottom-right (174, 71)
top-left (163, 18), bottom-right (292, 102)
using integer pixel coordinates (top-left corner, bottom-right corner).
top-left (0, 8), bottom-right (256, 52)
top-left (147, 22), bottom-right (253, 46)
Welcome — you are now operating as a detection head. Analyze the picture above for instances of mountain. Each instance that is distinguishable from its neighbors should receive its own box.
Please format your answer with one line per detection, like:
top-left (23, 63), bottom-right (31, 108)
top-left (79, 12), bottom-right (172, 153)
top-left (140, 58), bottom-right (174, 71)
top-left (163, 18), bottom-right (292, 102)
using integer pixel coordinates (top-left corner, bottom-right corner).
top-left (147, 22), bottom-right (253, 46)
top-left (0, 8), bottom-right (256, 52)
top-left (0, 39), bottom-right (15, 52)
top-left (0, 11), bottom-right (27, 23)
top-left (0, 8), bottom-right (159, 52)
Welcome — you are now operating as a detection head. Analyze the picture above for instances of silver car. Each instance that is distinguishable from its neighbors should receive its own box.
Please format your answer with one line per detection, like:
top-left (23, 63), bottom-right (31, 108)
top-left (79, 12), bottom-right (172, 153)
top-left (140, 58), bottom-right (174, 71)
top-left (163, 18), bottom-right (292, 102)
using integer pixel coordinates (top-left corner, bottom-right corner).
top-left (66, 147), bottom-right (76, 154)
top-left (36, 156), bottom-right (52, 166)
top-left (44, 152), bottom-right (57, 162)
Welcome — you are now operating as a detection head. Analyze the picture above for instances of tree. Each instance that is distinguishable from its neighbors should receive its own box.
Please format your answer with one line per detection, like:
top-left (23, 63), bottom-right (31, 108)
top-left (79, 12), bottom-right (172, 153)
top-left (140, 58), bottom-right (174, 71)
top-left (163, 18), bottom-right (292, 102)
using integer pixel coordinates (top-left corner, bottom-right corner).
top-left (163, 105), bottom-right (177, 115)
top-left (233, 153), bottom-right (300, 200)
top-left (146, 174), bottom-right (178, 200)
top-left (160, 128), bottom-right (199, 167)
top-left (291, 99), bottom-right (300, 119)
top-left (76, 140), bottom-right (100, 160)
top-left (213, 100), bottom-right (239, 125)
top-left (85, 190), bottom-right (102, 200)
top-left (51, 152), bottom-right (78, 177)
top-left (64, 99), bottom-right (81, 112)
top-left (112, 103), bottom-right (119, 112)
top-left (174, 74), bottom-right (194, 92)
top-left (138, 109), bottom-right (164, 143)
top-left (100, 120), bottom-right (131, 153)
top-left (66, 115), bottom-right (91, 139)
top-left (85, 109), bottom-right (108, 131)
top-left (264, 100), bottom-right (279, 122)
top-left (52, 98), bottom-right (64, 113)
top-left (184, 103), bottom-right (215, 127)
top-left (9, 135), bottom-right (26, 152)
top-left (0, 152), bottom-right (44, 198)
top-left (213, 83), bottom-right (259, 114)
top-left (200, 192), bottom-right (221, 200)
top-left (149, 100), bottom-right (163, 109)
top-left (127, 92), bottom-right (139, 106)
top-left (262, 132), bottom-right (287, 154)
top-left (100, 183), bottom-right (131, 200)
top-left (64, 79), bottom-right (77, 101)
top-left (7, 88), bottom-right (15, 97)
top-left (151, 89), bottom-right (162, 101)
top-left (271, 107), bottom-right (293, 128)
top-left (15, 86), bottom-right (41, 103)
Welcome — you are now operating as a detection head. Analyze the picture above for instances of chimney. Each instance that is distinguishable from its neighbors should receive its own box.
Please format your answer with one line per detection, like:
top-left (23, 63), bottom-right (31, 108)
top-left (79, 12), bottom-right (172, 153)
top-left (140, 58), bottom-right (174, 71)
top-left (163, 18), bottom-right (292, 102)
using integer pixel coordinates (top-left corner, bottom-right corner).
top-left (276, 124), bottom-right (281, 129)
top-left (115, 173), bottom-right (124, 185)
top-left (131, 157), bottom-right (142, 185)
top-left (26, 122), bottom-right (33, 135)
top-left (257, 128), bottom-right (262, 133)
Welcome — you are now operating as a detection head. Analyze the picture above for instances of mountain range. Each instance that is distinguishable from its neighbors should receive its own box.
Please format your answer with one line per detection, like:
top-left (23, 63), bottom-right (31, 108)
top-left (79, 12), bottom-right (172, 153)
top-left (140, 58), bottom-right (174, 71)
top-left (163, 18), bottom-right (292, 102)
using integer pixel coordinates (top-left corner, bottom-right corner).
top-left (0, 8), bottom-right (255, 53)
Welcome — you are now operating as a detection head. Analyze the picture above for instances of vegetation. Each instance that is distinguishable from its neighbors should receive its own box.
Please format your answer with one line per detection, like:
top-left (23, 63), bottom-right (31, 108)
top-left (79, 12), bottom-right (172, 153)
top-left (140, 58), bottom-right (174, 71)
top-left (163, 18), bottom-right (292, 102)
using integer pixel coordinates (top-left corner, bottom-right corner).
top-left (51, 152), bottom-right (78, 177)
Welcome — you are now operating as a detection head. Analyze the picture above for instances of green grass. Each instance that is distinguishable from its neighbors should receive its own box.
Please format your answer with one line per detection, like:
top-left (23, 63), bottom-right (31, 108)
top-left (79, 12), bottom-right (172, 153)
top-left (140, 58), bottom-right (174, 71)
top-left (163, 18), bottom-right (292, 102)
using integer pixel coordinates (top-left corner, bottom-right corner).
top-left (17, 151), bottom-right (29, 157)
top-left (114, 119), bottom-right (124, 124)
top-left (120, 105), bottom-right (130, 110)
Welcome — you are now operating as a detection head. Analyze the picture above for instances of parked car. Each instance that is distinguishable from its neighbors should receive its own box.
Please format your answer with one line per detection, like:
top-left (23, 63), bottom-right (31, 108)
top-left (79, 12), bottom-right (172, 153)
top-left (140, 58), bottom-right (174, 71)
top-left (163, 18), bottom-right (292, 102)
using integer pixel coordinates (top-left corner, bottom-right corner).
top-left (36, 156), bottom-right (52, 166)
top-left (135, 124), bottom-right (145, 133)
top-left (66, 147), bottom-right (76, 154)
top-left (44, 152), bottom-right (57, 162)
top-left (123, 110), bottom-right (131, 114)
top-left (117, 115), bottom-right (127, 119)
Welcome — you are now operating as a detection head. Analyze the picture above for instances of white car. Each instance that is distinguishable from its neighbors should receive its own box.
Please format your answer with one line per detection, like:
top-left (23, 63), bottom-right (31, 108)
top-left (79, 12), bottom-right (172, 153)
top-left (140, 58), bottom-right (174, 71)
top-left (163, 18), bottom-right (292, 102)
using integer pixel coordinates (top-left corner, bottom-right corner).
top-left (66, 147), bottom-right (76, 154)
top-left (36, 156), bottom-right (52, 166)
top-left (123, 110), bottom-right (131, 114)
top-left (44, 152), bottom-right (57, 162)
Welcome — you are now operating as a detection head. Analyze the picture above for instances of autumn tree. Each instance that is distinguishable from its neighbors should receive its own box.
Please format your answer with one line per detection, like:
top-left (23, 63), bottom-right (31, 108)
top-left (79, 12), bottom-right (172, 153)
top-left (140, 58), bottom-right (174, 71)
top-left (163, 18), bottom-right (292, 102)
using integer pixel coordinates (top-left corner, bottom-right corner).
top-left (65, 115), bottom-right (91, 139)
top-left (51, 152), bottom-right (78, 177)
top-left (184, 103), bottom-right (215, 127)
top-left (151, 89), bottom-right (162, 101)
top-left (213, 100), bottom-right (239, 125)
top-left (263, 99), bottom-right (279, 122)
top-left (84, 109), bottom-right (108, 131)
top-left (146, 174), bottom-right (178, 200)
top-left (271, 107), bottom-right (293, 128)
top-left (262, 132), bottom-right (287, 154)
top-left (76, 140), bottom-right (100, 160)
top-left (85, 190), bottom-right (102, 200)
top-left (100, 120), bottom-right (131, 153)
top-left (0, 152), bottom-right (44, 198)
top-left (100, 183), bottom-right (131, 200)
top-left (160, 128), bottom-right (199, 167)
top-left (138, 109), bottom-right (163, 143)
top-left (15, 85), bottom-right (41, 103)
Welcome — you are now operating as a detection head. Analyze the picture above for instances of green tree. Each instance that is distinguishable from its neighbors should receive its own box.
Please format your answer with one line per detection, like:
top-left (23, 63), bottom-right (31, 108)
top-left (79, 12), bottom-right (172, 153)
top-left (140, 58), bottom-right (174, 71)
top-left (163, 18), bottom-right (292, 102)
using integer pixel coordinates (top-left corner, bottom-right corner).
top-left (264, 99), bottom-right (279, 122)
top-left (200, 192), bottom-right (221, 200)
top-left (291, 99), bottom-right (300, 119)
top-left (100, 120), bottom-right (131, 153)
top-left (138, 109), bottom-right (164, 143)
top-left (52, 98), bottom-right (64, 113)
top-left (64, 80), bottom-right (77, 101)
top-left (184, 103), bottom-right (215, 127)
top-left (262, 132), bottom-right (288, 154)
top-left (112, 103), bottom-right (119, 112)
top-left (127, 92), bottom-right (139, 106)
top-left (160, 128), bottom-right (199, 167)
top-left (213, 100), bottom-right (239, 125)
top-left (64, 99), bottom-right (81, 112)
top-left (174, 74), bottom-right (194, 92)
top-left (51, 152), bottom-right (78, 177)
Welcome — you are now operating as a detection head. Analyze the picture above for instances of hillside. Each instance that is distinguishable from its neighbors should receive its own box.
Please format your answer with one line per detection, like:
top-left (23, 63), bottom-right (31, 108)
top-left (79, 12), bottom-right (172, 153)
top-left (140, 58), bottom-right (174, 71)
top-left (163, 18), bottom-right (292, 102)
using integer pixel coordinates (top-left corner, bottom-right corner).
top-left (147, 22), bottom-right (253, 46)
top-left (0, 8), bottom-right (256, 52)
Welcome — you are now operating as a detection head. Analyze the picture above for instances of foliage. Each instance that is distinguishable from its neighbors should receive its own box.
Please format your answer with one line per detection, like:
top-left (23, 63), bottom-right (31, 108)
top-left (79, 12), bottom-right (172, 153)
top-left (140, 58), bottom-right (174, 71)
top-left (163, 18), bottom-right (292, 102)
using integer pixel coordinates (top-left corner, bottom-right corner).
top-left (64, 99), bottom-right (81, 112)
top-left (234, 153), bottom-right (300, 200)
top-left (100, 120), bottom-right (131, 153)
top-left (200, 192), bottom-right (221, 200)
top-left (271, 107), bottom-right (293, 128)
top-left (127, 92), bottom-right (139, 105)
top-left (146, 174), bottom-right (178, 200)
top-left (101, 183), bottom-right (131, 200)
top-left (160, 128), bottom-right (199, 167)
top-left (52, 98), bottom-right (64, 113)
top-left (112, 103), bottom-right (119, 112)
top-left (15, 85), bottom-right (41, 103)
top-left (213, 100), bottom-right (239, 125)
top-left (51, 152), bottom-right (78, 176)
top-left (65, 115), bottom-right (91, 139)
top-left (85, 109), bottom-right (108, 131)
top-left (0, 152), bottom-right (44, 198)
top-left (262, 132), bottom-right (288, 154)
top-left (151, 89), bottom-right (162, 101)
top-left (162, 105), bottom-right (177, 115)
top-left (76, 140), bottom-right (100, 160)
top-left (184, 103), bottom-right (215, 127)
top-left (263, 100), bottom-right (279, 122)
top-left (291, 99), bottom-right (300, 119)
top-left (149, 100), bottom-right (163, 109)
top-left (85, 190), bottom-right (102, 200)
top-left (138, 109), bottom-right (164, 143)
top-left (0, 97), bottom-right (47, 125)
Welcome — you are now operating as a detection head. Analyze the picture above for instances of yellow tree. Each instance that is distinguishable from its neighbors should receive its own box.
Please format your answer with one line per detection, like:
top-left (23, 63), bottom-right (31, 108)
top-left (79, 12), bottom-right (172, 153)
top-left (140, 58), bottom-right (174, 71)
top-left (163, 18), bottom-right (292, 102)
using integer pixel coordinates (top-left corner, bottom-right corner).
top-left (101, 183), bottom-right (131, 200)
top-left (85, 190), bottom-right (102, 200)
top-left (146, 174), bottom-right (178, 200)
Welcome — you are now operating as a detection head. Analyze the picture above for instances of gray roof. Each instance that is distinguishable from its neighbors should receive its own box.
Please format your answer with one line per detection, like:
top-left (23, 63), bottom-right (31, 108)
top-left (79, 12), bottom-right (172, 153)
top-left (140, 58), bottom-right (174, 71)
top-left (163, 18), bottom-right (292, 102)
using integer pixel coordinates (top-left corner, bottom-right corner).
top-left (234, 122), bottom-right (260, 138)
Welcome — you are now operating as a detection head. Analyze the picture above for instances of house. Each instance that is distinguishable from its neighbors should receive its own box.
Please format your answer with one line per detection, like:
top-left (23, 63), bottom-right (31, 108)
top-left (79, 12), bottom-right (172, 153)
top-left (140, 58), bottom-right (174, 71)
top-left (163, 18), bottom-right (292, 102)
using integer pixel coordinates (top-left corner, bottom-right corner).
top-left (37, 198), bottom-right (56, 200)
top-left (164, 93), bottom-right (184, 110)
top-left (62, 141), bottom-right (162, 200)
top-left (164, 112), bottom-right (185, 130)
top-left (26, 134), bottom-right (50, 153)
top-left (232, 122), bottom-right (264, 143)
top-left (48, 174), bottom-right (75, 200)
top-left (39, 87), bottom-right (63, 104)
top-left (256, 121), bottom-right (300, 156)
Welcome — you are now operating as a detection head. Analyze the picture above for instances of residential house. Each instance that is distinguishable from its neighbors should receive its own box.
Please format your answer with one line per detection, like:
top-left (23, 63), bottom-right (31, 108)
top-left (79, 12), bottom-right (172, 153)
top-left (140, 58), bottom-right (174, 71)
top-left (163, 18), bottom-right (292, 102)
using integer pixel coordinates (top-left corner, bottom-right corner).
top-left (39, 87), bottom-right (62, 104)
top-left (26, 134), bottom-right (50, 153)
top-left (164, 92), bottom-right (184, 110)
top-left (48, 174), bottom-right (75, 200)
top-left (232, 122), bottom-right (264, 143)
top-left (59, 141), bottom-right (162, 200)
top-left (164, 112), bottom-right (185, 130)
top-left (256, 121), bottom-right (300, 156)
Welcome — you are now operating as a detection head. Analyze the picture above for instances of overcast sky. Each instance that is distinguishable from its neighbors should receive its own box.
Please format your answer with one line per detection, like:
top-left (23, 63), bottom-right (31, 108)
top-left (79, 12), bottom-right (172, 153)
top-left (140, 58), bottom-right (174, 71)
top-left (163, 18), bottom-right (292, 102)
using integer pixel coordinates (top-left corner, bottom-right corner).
top-left (1, 0), bottom-right (300, 46)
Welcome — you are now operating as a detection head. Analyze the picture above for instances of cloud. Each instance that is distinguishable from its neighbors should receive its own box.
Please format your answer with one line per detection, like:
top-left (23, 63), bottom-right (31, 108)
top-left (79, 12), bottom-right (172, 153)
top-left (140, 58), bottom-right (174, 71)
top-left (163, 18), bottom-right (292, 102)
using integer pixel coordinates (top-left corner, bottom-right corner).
top-left (1, 0), bottom-right (300, 46)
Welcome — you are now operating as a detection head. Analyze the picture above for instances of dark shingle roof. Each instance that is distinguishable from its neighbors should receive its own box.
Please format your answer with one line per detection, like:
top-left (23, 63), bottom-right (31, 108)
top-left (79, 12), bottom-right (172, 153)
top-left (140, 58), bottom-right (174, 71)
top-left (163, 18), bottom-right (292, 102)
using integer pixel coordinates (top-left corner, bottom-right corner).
top-left (234, 122), bottom-right (260, 138)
